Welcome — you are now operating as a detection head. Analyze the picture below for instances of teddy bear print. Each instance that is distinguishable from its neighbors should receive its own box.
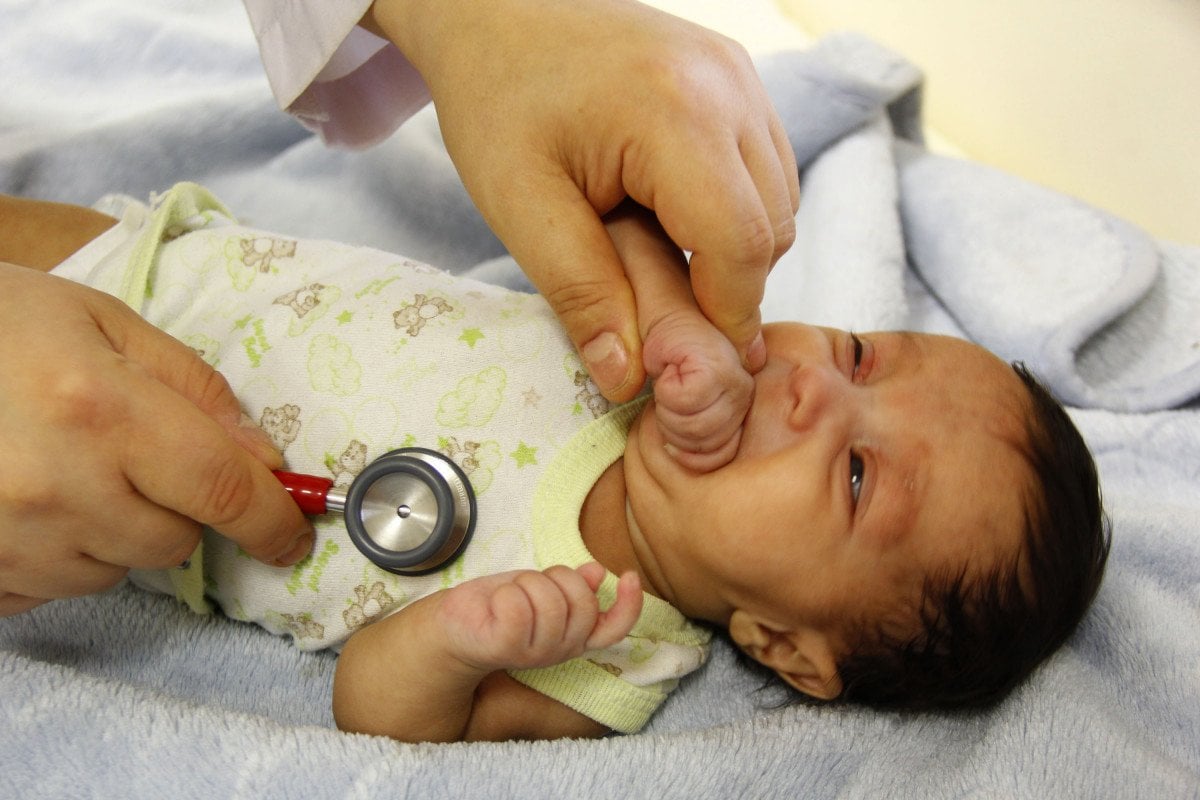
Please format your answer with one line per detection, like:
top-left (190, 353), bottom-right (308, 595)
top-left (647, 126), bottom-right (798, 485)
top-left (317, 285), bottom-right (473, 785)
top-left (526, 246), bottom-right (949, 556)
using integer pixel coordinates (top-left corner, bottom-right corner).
top-left (393, 293), bottom-right (453, 337)
top-left (274, 283), bottom-right (327, 319)
top-left (343, 581), bottom-right (395, 631)
top-left (331, 439), bottom-right (368, 485)
top-left (259, 404), bottom-right (301, 453)
top-left (440, 436), bottom-right (501, 494)
top-left (278, 612), bottom-right (325, 641)
top-left (573, 371), bottom-right (611, 418)
top-left (181, 333), bottom-right (221, 367)
top-left (240, 236), bottom-right (297, 273)
top-left (442, 436), bottom-right (484, 474)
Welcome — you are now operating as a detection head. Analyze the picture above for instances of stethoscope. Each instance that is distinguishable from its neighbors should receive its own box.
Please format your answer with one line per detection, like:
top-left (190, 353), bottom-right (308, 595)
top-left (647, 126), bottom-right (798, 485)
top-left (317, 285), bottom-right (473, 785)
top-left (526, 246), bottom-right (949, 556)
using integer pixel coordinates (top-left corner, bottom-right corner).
top-left (274, 448), bottom-right (476, 575)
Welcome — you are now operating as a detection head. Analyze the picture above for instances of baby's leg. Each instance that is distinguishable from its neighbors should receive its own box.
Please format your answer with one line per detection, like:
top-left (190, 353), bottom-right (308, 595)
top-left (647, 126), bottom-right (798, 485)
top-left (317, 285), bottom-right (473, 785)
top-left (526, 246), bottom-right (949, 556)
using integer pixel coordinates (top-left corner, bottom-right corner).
top-left (0, 195), bottom-right (117, 272)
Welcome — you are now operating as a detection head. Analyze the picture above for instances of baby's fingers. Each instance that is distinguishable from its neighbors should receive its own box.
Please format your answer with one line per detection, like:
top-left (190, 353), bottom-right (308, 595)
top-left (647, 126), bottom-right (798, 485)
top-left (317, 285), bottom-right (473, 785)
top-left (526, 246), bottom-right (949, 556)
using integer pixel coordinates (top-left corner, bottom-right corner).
top-left (585, 571), bottom-right (643, 651)
top-left (662, 432), bottom-right (744, 475)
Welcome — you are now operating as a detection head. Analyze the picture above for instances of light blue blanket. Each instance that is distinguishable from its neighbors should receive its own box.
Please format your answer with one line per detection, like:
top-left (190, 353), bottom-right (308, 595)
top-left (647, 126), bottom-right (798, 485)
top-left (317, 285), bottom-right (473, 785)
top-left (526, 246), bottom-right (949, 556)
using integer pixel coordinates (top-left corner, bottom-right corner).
top-left (1, 1), bottom-right (1197, 797)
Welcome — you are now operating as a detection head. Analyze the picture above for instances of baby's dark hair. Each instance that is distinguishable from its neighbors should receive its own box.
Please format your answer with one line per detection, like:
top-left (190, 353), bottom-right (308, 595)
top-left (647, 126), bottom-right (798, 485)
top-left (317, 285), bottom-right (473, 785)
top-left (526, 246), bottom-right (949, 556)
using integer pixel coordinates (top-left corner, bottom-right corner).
top-left (829, 362), bottom-right (1110, 710)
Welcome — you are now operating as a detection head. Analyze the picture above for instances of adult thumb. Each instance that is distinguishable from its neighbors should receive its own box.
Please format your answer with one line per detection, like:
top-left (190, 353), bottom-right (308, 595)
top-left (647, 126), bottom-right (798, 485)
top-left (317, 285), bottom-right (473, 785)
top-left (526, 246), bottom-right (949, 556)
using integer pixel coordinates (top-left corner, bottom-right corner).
top-left (91, 292), bottom-right (311, 564)
top-left (490, 178), bottom-right (646, 402)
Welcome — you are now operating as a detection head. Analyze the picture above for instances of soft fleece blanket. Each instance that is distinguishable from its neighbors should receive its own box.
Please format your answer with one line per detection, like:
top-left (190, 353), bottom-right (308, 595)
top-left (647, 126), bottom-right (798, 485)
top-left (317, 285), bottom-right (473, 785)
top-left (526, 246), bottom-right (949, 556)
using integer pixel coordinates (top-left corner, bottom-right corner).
top-left (1, 1), bottom-right (1198, 797)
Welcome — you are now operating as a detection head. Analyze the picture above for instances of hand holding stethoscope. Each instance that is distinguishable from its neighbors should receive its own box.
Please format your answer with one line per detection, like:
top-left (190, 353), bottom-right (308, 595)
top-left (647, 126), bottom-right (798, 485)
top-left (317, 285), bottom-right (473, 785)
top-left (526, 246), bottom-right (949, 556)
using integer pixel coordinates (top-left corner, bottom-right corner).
top-left (274, 448), bottom-right (476, 575)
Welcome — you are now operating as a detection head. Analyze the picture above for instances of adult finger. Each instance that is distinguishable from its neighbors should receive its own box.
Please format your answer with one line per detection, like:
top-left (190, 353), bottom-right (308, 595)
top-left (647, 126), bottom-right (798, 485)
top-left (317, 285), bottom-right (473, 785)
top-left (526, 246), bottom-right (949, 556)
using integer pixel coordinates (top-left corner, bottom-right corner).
top-left (118, 381), bottom-right (313, 566)
top-left (0, 552), bottom-right (128, 602)
top-left (73, 498), bottom-right (205, 572)
top-left (741, 115), bottom-right (800, 269)
top-left (90, 292), bottom-right (283, 467)
top-left (482, 170), bottom-right (646, 403)
top-left (767, 108), bottom-right (802, 218)
top-left (86, 314), bottom-right (314, 568)
top-left (87, 294), bottom-right (312, 564)
top-left (640, 140), bottom-right (773, 370)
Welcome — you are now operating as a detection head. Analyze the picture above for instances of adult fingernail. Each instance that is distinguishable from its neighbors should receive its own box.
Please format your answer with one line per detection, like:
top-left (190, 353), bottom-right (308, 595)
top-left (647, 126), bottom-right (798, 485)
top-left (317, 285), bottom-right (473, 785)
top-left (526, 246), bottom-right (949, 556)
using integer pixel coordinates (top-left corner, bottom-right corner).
top-left (274, 529), bottom-right (314, 567)
top-left (745, 331), bottom-right (767, 373)
top-left (581, 332), bottom-right (630, 397)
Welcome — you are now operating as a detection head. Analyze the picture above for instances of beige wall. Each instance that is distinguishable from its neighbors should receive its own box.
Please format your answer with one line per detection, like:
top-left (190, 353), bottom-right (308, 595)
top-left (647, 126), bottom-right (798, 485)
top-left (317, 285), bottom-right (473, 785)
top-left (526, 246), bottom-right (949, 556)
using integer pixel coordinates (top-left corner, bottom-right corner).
top-left (776, 0), bottom-right (1199, 244)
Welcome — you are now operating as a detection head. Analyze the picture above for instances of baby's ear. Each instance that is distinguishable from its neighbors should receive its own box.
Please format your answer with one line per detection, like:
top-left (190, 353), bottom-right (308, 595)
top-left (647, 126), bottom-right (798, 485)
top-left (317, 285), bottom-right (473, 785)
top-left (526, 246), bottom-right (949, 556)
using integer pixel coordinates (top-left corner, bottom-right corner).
top-left (728, 610), bottom-right (843, 701)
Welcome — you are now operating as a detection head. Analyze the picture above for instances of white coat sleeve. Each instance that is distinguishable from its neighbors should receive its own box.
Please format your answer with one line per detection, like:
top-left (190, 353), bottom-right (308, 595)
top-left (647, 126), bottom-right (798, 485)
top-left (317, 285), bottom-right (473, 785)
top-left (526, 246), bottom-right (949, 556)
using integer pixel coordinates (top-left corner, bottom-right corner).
top-left (242, 0), bottom-right (432, 148)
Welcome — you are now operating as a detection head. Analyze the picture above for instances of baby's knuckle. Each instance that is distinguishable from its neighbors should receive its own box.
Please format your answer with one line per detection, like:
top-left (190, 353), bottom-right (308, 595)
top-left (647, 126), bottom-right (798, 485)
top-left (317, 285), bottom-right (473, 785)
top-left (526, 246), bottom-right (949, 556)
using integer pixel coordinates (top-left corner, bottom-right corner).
top-left (664, 411), bottom-right (713, 442)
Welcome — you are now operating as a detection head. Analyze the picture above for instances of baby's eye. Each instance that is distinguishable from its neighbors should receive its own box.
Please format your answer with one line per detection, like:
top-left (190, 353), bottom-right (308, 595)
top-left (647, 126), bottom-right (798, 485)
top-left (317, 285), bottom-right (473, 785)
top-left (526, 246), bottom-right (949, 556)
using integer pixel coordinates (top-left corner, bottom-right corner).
top-left (849, 451), bottom-right (864, 508)
top-left (850, 333), bottom-right (864, 377)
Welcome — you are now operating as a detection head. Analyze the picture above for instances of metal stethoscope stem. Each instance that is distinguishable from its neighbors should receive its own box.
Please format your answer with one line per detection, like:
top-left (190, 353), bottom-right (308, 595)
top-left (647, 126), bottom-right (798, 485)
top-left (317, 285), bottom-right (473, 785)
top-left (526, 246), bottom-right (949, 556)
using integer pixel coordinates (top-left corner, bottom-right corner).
top-left (274, 448), bottom-right (476, 576)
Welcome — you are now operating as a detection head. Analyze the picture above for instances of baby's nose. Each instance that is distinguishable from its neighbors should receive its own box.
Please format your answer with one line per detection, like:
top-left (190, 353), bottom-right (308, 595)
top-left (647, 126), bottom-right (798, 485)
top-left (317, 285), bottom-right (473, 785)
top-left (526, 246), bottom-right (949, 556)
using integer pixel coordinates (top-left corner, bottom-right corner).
top-left (787, 362), bottom-right (850, 433)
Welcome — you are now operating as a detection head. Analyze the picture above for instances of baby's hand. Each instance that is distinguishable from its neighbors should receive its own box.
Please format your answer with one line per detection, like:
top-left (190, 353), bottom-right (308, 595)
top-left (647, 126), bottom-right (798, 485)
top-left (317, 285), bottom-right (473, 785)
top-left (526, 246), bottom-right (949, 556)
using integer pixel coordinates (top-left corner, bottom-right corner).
top-left (600, 201), bottom-right (754, 474)
top-left (643, 308), bottom-right (754, 473)
top-left (434, 563), bottom-right (642, 673)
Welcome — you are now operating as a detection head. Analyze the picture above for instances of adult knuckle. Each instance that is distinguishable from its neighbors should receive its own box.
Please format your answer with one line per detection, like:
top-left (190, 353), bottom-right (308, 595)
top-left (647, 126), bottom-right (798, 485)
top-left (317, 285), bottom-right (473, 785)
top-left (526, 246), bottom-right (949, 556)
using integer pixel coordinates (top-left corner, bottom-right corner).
top-left (542, 277), bottom-right (612, 323)
top-left (183, 356), bottom-right (235, 411)
top-left (41, 366), bottom-right (126, 434)
top-left (772, 213), bottom-right (797, 262)
top-left (0, 455), bottom-right (62, 519)
top-left (729, 211), bottom-right (777, 269)
top-left (141, 526), bottom-right (202, 569)
top-left (647, 34), bottom-right (750, 107)
top-left (192, 454), bottom-right (255, 529)
top-left (0, 478), bottom-right (52, 520)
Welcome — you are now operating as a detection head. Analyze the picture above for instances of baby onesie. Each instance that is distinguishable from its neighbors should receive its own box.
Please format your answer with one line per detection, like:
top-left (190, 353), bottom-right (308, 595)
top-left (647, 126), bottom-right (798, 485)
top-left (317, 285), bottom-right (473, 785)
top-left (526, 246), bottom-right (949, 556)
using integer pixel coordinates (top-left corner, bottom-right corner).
top-left (51, 182), bottom-right (710, 733)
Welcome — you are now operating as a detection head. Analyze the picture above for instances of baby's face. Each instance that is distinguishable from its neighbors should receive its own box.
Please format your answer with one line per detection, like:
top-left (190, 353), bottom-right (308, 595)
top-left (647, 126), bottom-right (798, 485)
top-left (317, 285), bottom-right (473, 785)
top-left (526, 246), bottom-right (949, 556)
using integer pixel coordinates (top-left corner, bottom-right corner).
top-left (625, 322), bottom-right (1032, 651)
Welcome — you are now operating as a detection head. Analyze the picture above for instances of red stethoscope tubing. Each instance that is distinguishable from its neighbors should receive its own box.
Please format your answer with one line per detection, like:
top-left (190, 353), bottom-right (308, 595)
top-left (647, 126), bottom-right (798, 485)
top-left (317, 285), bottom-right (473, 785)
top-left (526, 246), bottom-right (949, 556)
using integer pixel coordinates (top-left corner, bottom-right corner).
top-left (273, 470), bottom-right (335, 515)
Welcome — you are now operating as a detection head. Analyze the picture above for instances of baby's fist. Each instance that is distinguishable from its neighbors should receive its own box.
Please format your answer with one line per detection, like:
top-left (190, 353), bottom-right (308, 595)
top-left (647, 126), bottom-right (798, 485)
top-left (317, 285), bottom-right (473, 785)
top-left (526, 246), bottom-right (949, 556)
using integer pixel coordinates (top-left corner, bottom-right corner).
top-left (436, 564), bottom-right (642, 673)
top-left (643, 309), bottom-right (753, 472)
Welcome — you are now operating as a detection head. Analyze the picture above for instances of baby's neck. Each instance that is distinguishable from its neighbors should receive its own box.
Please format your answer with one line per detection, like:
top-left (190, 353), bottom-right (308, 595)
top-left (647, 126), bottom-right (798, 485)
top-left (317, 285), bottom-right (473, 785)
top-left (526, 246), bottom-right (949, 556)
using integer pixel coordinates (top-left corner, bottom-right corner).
top-left (579, 460), bottom-right (666, 601)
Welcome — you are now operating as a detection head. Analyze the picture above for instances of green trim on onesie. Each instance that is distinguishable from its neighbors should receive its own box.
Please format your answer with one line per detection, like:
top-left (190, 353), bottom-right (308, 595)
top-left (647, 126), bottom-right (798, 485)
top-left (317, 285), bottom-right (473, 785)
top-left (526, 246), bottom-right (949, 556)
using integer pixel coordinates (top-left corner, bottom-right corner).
top-left (511, 396), bottom-right (711, 733)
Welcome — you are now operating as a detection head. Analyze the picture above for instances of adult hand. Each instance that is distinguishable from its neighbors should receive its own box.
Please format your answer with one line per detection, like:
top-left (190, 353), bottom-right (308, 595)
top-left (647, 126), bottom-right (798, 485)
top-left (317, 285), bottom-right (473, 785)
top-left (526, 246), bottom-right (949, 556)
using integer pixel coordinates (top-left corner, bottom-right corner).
top-left (366, 0), bottom-right (799, 402)
top-left (0, 265), bottom-right (314, 616)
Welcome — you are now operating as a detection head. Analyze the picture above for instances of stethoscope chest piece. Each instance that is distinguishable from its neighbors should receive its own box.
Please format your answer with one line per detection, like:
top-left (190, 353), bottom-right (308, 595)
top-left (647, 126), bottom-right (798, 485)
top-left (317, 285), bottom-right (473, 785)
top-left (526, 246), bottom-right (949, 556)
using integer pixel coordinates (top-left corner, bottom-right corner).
top-left (341, 448), bottom-right (476, 575)
top-left (277, 447), bottom-right (476, 576)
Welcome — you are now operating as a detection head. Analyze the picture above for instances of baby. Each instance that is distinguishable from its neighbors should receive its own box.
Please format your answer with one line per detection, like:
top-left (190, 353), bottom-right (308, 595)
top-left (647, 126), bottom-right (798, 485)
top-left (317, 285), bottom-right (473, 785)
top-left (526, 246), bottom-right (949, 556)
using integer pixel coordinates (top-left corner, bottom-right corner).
top-left (4, 184), bottom-right (1108, 742)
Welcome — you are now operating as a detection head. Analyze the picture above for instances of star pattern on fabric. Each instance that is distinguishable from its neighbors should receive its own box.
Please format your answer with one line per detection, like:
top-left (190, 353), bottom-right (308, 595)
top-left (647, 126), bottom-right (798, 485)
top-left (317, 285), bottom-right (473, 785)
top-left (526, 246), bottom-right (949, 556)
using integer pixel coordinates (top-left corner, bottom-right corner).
top-left (336, 310), bottom-right (353, 325)
top-left (510, 442), bottom-right (538, 468)
top-left (522, 387), bottom-right (542, 407)
top-left (459, 327), bottom-right (485, 348)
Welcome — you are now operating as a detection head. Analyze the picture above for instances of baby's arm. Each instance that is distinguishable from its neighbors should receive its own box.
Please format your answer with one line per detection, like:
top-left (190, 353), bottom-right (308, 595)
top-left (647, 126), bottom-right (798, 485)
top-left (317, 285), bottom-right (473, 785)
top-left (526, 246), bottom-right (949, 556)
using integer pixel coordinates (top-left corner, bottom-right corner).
top-left (606, 204), bottom-right (754, 473)
top-left (333, 563), bottom-right (642, 742)
top-left (0, 195), bottom-right (117, 272)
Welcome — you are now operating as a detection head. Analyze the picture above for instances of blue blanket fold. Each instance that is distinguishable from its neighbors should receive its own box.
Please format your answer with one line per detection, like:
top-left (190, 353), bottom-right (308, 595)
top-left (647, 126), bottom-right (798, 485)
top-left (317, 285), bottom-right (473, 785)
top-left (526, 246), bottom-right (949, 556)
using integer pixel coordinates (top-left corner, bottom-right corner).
top-left (1, 3), bottom-right (1198, 797)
